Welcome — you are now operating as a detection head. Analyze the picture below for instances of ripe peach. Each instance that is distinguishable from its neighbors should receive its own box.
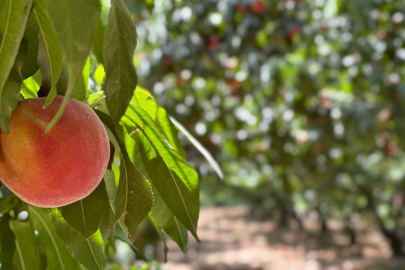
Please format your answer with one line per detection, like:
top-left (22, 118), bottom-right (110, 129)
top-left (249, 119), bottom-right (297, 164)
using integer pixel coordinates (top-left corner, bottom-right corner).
top-left (0, 96), bottom-right (110, 207)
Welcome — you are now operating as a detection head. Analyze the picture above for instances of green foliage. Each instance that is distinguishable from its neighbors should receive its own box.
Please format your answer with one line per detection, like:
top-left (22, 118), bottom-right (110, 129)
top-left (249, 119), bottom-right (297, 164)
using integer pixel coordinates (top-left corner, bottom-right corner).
top-left (0, 0), bottom-right (32, 134)
top-left (0, 214), bottom-right (16, 269)
top-left (0, 39), bottom-right (27, 136)
top-left (10, 219), bottom-right (41, 270)
top-left (33, 0), bottom-right (63, 107)
top-left (45, 0), bottom-right (101, 132)
top-left (28, 206), bottom-right (80, 270)
top-left (0, 0), bottom-right (203, 269)
top-left (49, 208), bottom-right (107, 270)
top-left (104, 0), bottom-right (138, 124)
top-left (59, 181), bottom-right (109, 239)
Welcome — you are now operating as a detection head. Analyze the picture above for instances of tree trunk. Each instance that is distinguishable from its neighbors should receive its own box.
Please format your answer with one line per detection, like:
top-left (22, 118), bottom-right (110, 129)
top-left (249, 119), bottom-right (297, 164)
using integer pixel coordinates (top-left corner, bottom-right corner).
top-left (359, 185), bottom-right (405, 256)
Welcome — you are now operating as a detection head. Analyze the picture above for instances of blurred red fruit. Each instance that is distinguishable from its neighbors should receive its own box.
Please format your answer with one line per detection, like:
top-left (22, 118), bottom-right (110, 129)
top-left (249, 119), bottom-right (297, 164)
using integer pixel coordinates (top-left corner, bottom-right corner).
top-left (288, 26), bottom-right (300, 39)
top-left (236, 4), bottom-right (248, 15)
top-left (207, 36), bottom-right (221, 50)
top-left (315, 143), bottom-right (324, 154)
top-left (250, 1), bottom-right (265, 14)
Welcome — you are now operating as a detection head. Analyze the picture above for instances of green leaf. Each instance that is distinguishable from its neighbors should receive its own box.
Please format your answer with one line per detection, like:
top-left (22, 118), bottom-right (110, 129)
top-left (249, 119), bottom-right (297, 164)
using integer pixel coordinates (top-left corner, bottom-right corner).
top-left (126, 131), bottom-right (188, 252)
top-left (21, 12), bottom-right (40, 79)
top-left (115, 153), bottom-right (153, 242)
top-left (93, 19), bottom-right (105, 65)
top-left (0, 0), bottom-right (32, 102)
top-left (110, 208), bottom-right (148, 261)
top-left (170, 116), bottom-right (224, 180)
top-left (151, 188), bottom-right (188, 253)
top-left (73, 57), bottom-right (90, 101)
top-left (104, 0), bottom-right (138, 123)
top-left (103, 170), bottom-right (146, 260)
top-left (95, 110), bottom-right (153, 242)
top-left (9, 220), bottom-right (41, 270)
top-left (0, 215), bottom-right (16, 269)
top-left (21, 76), bottom-right (39, 98)
top-left (104, 169), bottom-right (117, 210)
top-left (132, 89), bottom-right (187, 159)
top-left (148, 213), bottom-right (169, 262)
top-left (0, 39), bottom-right (28, 134)
top-left (28, 206), bottom-right (80, 270)
top-left (59, 181), bottom-right (109, 239)
top-left (99, 206), bottom-right (111, 245)
top-left (49, 208), bottom-right (107, 270)
top-left (123, 105), bottom-right (200, 240)
top-left (88, 91), bottom-right (105, 106)
top-left (32, 0), bottom-right (63, 107)
top-left (45, 0), bottom-right (101, 132)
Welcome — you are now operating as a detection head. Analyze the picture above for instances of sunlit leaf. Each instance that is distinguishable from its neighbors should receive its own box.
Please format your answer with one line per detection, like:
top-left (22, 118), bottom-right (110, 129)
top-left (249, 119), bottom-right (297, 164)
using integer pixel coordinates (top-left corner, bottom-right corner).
top-left (123, 105), bottom-right (200, 240)
top-left (132, 89), bottom-right (187, 159)
top-left (125, 131), bottom-right (189, 253)
top-left (21, 76), bottom-right (39, 98)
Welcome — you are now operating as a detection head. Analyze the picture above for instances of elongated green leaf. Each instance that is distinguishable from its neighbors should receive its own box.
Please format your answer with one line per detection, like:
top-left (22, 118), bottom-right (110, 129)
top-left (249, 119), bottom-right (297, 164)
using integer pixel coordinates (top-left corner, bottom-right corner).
top-left (104, 0), bottom-right (137, 123)
top-left (0, 215), bottom-right (16, 269)
top-left (93, 19), bottom-right (105, 65)
top-left (49, 208), bottom-right (107, 270)
top-left (94, 110), bottom-right (153, 243)
top-left (152, 188), bottom-right (188, 253)
top-left (21, 12), bottom-right (39, 79)
top-left (104, 169), bottom-right (117, 210)
top-left (32, 0), bottom-right (63, 107)
top-left (99, 206), bottom-right (111, 245)
top-left (59, 181), bottom-right (109, 239)
top-left (131, 89), bottom-right (187, 159)
top-left (148, 213), bottom-right (169, 262)
top-left (0, 39), bottom-right (28, 134)
top-left (139, 89), bottom-right (224, 181)
top-left (9, 220), bottom-right (41, 270)
top-left (125, 130), bottom-right (188, 253)
top-left (28, 206), bottom-right (80, 270)
top-left (123, 105), bottom-right (200, 240)
top-left (73, 57), bottom-right (90, 101)
top-left (170, 116), bottom-right (224, 180)
top-left (103, 169), bottom-right (147, 260)
top-left (115, 153), bottom-right (153, 242)
top-left (45, 0), bottom-right (101, 132)
top-left (110, 207), bottom-right (148, 261)
top-left (0, 0), bottom-right (32, 101)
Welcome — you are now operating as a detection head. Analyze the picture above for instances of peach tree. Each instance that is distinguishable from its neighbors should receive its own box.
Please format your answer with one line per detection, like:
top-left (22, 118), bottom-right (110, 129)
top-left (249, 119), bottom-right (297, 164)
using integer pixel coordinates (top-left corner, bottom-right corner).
top-left (0, 0), bottom-right (205, 269)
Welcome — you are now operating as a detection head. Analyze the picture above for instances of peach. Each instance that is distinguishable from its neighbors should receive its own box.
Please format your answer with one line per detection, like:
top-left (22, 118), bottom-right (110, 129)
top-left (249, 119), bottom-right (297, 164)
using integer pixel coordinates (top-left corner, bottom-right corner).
top-left (0, 96), bottom-right (110, 207)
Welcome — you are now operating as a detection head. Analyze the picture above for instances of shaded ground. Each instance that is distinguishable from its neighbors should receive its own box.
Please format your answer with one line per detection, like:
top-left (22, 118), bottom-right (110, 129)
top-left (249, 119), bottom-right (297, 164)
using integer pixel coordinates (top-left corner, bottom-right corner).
top-left (160, 206), bottom-right (405, 270)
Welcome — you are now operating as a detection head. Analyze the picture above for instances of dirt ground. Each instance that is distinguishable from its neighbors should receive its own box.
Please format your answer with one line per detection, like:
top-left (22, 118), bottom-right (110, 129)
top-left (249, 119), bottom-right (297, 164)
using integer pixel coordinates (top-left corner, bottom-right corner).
top-left (160, 206), bottom-right (405, 270)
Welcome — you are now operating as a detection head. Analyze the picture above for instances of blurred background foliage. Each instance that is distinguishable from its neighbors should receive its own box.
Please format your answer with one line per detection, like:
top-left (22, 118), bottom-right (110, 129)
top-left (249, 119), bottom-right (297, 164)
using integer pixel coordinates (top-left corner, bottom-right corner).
top-left (101, 0), bottom-right (405, 264)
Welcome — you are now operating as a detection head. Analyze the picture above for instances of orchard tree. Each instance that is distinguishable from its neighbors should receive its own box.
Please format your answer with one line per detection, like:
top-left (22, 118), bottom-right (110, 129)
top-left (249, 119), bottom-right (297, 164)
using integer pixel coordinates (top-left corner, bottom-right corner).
top-left (0, 0), bottom-right (209, 269)
top-left (131, 0), bottom-right (405, 256)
